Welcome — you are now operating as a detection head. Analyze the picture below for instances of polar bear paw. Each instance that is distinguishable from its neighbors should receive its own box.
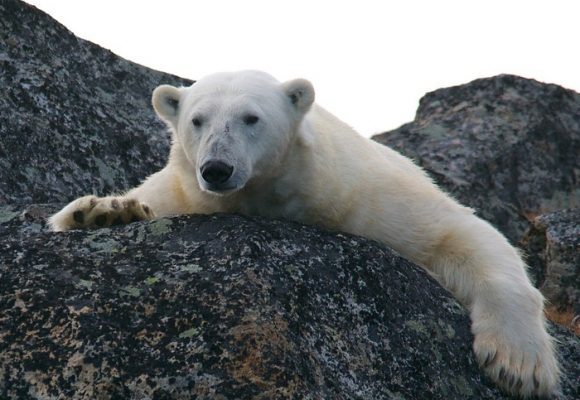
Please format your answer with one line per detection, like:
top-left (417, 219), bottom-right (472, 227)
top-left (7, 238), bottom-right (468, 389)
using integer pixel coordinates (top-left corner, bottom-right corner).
top-left (473, 320), bottom-right (560, 398)
top-left (49, 195), bottom-right (155, 231)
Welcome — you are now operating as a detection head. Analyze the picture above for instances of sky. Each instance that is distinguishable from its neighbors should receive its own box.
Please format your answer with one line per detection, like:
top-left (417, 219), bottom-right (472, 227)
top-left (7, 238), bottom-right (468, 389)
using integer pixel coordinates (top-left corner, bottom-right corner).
top-left (24, 0), bottom-right (580, 137)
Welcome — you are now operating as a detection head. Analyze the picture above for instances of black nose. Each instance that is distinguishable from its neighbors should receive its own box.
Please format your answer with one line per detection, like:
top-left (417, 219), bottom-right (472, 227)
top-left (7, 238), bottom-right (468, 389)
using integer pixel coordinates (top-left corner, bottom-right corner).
top-left (200, 160), bottom-right (234, 184)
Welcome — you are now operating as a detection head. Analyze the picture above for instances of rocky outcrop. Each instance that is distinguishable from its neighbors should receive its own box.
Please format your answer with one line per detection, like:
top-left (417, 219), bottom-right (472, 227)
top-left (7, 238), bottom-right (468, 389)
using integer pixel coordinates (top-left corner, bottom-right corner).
top-left (1, 207), bottom-right (579, 399)
top-left (0, 1), bottom-right (578, 399)
top-left (0, 0), bottom-right (191, 206)
top-left (0, 207), bottom-right (505, 400)
top-left (521, 209), bottom-right (580, 334)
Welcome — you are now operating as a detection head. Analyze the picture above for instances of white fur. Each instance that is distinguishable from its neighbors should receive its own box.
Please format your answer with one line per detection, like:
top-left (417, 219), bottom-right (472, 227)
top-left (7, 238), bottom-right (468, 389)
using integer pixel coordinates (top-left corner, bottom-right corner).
top-left (49, 71), bottom-right (560, 398)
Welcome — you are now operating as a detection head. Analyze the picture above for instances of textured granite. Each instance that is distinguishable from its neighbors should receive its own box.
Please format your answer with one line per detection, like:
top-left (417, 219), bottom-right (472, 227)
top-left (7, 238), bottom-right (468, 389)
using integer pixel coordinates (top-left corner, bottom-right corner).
top-left (521, 209), bottom-right (580, 334)
top-left (0, 209), bottom-right (578, 399)
top-left (0, 0), bottom-right (192, 206)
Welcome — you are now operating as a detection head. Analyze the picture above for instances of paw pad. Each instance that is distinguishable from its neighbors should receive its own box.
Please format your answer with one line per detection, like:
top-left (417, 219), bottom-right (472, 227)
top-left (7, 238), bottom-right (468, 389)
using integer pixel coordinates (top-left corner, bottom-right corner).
top-left (50, 195), bottom-right (154, 231)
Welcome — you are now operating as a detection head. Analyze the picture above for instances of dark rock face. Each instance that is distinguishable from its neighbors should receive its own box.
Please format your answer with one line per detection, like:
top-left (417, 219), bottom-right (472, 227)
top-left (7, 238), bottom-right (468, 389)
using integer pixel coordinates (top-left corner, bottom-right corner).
top-left (373, 75), bottom-right (580, 245)
top-left (1, 209), bottom-right (578, 399)
top-left (0, 0), bottom-right (192, 206)
top-left (0, 1), bottom-right (578, 399)
top-left (521, 209), bottom-right (580, 333)
top-left (0, 209), bottom-right (504, 400)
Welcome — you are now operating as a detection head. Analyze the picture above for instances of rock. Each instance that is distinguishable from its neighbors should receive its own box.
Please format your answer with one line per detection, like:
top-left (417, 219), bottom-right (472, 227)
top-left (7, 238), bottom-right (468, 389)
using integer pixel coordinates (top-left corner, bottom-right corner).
top-left (373, 75), bottom-right (580, 245)
top-left (0, 209), bottom-right (578, 399)
top-left (521, 209), bottom-right (580, 334)
top-left (0, 211), bottom-right (552, 399)
top-left (0, 0), bottom-right (192, 206)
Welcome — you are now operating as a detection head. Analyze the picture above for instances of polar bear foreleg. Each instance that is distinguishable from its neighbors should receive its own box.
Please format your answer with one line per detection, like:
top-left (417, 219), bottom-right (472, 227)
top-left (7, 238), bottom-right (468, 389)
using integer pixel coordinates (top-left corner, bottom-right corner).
top-left (428, 216), bottom-right (560, 398)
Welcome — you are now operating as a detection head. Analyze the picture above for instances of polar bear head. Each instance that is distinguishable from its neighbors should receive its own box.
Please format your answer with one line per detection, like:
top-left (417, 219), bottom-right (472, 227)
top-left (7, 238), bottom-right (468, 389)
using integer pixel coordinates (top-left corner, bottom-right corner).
top-left (152, 71), bottom-right (315, 195)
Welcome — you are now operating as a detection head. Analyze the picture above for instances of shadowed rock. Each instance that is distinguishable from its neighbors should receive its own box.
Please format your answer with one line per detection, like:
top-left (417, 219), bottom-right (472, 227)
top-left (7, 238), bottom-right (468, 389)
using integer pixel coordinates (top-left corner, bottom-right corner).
top-left (0, 0), bottom-right (192, 206)
top-left (521, 209), bottom-right (580, 334)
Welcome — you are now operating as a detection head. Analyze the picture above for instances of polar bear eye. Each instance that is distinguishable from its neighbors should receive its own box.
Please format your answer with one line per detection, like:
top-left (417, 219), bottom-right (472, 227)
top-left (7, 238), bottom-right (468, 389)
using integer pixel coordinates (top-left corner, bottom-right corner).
top-left (192, 117), bottom-right (203, 128)
top-left (243, 115), bottom-right (259, 125)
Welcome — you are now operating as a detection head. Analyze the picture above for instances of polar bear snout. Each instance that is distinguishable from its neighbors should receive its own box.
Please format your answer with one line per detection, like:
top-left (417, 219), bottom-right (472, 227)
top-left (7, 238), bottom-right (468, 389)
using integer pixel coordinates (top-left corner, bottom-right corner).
top-left (201, 160), bottom-right (234, 184)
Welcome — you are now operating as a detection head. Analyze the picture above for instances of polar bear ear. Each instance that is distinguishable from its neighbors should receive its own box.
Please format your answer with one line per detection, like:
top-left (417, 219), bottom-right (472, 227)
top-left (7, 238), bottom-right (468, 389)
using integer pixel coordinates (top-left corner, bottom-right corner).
top-left (282, 79), bottom-right (315, 114)
top-left (152, 85), bottom-right (182, 127)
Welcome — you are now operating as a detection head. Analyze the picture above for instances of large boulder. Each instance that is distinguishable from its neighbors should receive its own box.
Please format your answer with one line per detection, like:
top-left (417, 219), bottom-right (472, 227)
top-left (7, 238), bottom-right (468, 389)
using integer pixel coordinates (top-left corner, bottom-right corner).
top-left (0, 0), bottom-right (192, 206)
top-left (0, 208), bottom-right (578, 399)
top-left (0, 208), bottom-right (505, 400)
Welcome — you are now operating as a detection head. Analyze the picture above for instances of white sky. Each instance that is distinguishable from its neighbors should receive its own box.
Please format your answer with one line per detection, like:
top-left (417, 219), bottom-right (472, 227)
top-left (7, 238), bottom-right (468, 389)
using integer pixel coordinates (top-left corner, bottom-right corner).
top-left (24, 0), bottom-right (580, 137)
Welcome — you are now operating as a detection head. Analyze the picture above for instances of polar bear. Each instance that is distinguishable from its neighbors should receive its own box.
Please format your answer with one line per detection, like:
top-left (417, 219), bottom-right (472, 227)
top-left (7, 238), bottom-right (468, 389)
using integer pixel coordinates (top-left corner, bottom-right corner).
top-left (50, 70), bottom-right (559, 398)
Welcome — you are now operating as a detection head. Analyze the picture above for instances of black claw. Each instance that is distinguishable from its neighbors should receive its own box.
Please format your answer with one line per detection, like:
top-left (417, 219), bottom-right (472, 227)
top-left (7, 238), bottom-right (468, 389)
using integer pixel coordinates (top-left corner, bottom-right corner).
top-left (73, 210), bottom-right (84, 224)
top-left (143, 205), bottom-right (151, 215)
top-left (95, 214), bottom-right (107, 227)
top-left (498, 368), bottom-right (507, 381)
top-left (533, 375), bottom-right (540, 390)
top-left (483, 352), bottom-right (497, 368)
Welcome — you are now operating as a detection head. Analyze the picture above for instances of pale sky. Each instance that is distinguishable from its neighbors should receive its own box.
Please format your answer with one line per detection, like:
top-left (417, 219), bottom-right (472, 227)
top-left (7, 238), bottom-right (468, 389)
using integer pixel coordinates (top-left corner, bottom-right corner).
top-left (24, 0), bottom-right (580, 137)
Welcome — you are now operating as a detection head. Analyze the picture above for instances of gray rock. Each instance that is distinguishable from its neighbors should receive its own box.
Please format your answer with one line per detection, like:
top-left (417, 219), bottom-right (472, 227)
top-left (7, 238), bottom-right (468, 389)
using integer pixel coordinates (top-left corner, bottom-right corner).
top-left (0, 210), bottom-right (535, 400)
top-left (373, 75), bottom-right (580, 245)
top-left (0, 0), bottom-right (192, 206)
top-left (521, 209), bottom-right (580, 334)
top-left (0, 209), bottom-right (578, 399)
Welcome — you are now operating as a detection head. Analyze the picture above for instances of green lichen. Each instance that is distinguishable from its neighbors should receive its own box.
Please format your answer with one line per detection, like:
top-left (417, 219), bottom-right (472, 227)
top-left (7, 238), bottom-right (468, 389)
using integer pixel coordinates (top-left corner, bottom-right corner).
top-left (384, 389), bottom-right (406, 399)
top-left (22, 166), bottom-right (39, 182)
top-left (178, 327), bottom-right (199, 338)
top-left (0, 207), bottom-right (20, 224)
top-left (135, 218), bottom-right (173, 242)
top-left (404, 320), bottom-right (428, 337)
top-left (77, 279), bottom-right (93, 290)
top-left (148, 218), bottom-right (173, 236)
top-left (180, 264), bottom-right (202, 273)
top-left (144, 276), bottom-right (159, 285)
top-left (541, 188), bottom-right (580, 210)
top-left (439, 320), bottom-right (456, 339)
top-left (83, 230), bottom-right (122, 255)
top-left (120, 286), bottom-right (141, 298)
